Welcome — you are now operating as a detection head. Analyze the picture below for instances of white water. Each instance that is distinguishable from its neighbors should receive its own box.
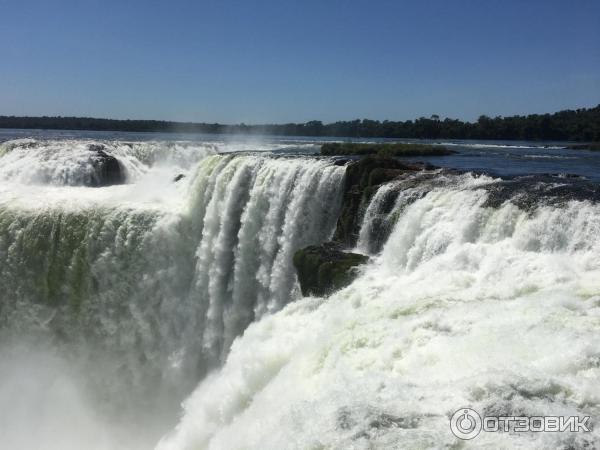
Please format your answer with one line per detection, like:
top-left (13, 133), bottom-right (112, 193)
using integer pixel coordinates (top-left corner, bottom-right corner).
top-left (0, 138), bottom-right (224, 185)
top-left (356, 170), bottom-right (445, 255)
top-left (159, 173), bottom-right (600, 450)
top-left (2, 138), bottom-right (599, 449)
top-left (0, 139), bottom-right (344, 449)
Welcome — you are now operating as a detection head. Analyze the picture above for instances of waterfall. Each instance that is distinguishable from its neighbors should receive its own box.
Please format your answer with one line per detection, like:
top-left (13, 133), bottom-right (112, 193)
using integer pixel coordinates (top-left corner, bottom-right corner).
top-left (0, 139), bottom-right (221, 185)
top-left (355, 170), bottom-right (447, 254)
top-left (0, 140), bottom-right (345, 449)
top-left (159, 172), bottom-right (600, 450)
top-left (3, 137), bottom-right (599, 449)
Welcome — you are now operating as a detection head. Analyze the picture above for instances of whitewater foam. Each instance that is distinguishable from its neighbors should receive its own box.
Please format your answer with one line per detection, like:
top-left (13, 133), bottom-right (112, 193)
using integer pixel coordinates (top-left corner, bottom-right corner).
top-left (159, 174), bottom-right (600, 450)
top-left (0, 141), bottom-right (345, 449)
top-left (2, 137), bottom-right (599, 449)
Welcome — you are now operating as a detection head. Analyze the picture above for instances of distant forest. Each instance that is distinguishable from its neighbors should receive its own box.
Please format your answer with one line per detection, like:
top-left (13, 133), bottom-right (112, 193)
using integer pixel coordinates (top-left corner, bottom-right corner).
top-left (1, 104), bottom-right (598, 141)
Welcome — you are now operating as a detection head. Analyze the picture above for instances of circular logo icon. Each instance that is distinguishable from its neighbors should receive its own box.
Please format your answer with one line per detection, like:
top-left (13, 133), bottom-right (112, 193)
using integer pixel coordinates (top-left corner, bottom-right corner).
top-left (450, 408), bottom-right (482, 440)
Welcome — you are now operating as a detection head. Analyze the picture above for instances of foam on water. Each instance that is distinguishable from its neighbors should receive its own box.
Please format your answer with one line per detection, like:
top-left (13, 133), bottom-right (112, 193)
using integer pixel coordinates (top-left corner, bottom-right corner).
top-left (2, 137), bottom-right (599, 449)
top-left (0, 140), bottom-right (345, 449)
top-left (159, 174), bottom-right (600, 450)
top-left (0, 139), bottom-right (219, 186)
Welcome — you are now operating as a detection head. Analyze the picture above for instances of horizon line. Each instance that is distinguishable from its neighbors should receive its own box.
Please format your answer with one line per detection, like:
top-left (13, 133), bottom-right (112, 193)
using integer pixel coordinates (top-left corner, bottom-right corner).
top-left (1, 102), bottom-right (599, 127)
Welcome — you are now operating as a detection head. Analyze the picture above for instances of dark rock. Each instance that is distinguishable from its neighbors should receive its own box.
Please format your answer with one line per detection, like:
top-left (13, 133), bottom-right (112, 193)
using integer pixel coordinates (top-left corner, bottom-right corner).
top-left (344, 156), bottom-right (420, 188)
top-left (293, 242), bottom-right (368, 297)
top-left (87, 144), bottom-right (126, 187)
top-left (368, 168), bottom-right (407, 186)
top-left (333, 158), bottom-right (351, 166)
top-left (333, 156), bottom-right (421, 246)
top-left (173, 174), bottom-right (185, 182)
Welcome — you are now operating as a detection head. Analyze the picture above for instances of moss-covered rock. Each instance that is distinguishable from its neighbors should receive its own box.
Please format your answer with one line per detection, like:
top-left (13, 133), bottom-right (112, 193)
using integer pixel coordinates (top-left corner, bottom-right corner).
top-left (293, 243), bottom-right (368, 297)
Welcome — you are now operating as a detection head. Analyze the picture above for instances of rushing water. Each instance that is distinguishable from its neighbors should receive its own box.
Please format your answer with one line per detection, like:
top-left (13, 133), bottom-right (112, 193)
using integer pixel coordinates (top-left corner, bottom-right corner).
top-left (1, 131), bottom-right (599, 449)
top-left (0, 136), bottom-right (344, 449)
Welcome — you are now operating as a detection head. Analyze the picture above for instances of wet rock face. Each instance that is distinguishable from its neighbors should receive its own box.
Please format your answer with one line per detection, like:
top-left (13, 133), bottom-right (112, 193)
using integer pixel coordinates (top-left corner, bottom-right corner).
top-left (88, 144), bottom-right (126, 187)
top-left (292, 159), bottom-right (600, 299)
top-left (293, 243), bottom-right (369, 297)
top-left (333, 156), bottom-right (422, 246)
top-left (293, 157), bottom-right (429, 297)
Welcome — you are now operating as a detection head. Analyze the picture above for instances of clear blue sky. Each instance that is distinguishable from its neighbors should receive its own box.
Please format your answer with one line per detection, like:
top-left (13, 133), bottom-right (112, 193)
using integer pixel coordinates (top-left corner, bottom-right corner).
top-left (1, 0), bottom-right (599, 123)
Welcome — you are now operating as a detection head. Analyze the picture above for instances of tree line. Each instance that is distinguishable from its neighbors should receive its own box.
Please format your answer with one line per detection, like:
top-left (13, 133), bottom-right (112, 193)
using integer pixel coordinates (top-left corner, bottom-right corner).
top-left (1, 104), bottom-right (598, 141)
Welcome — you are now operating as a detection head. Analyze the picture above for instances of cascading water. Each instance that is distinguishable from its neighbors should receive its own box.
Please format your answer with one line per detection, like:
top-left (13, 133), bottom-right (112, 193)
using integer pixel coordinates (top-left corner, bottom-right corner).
top-left (0, 139), bottom-right (222, 185)
top-left (2, 136), bottom-right (600, 449)
top-left (356, 169), bottom-right (447, 255)
top-left (0, 138), bottom-right (345, 449)
top-left (158, 172), bottom-right (600, 450)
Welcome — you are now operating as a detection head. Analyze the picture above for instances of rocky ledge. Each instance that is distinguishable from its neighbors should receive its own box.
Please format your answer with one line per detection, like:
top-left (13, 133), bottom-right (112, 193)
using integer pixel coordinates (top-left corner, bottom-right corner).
top-left (332, 156), bottom-right (426, 246)
top-left (294, 155), bottom-right (428, 297)
top-left (87, 144), bottom-right (126, 187)
top-left (293, 242), bottom-right (368, 297)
